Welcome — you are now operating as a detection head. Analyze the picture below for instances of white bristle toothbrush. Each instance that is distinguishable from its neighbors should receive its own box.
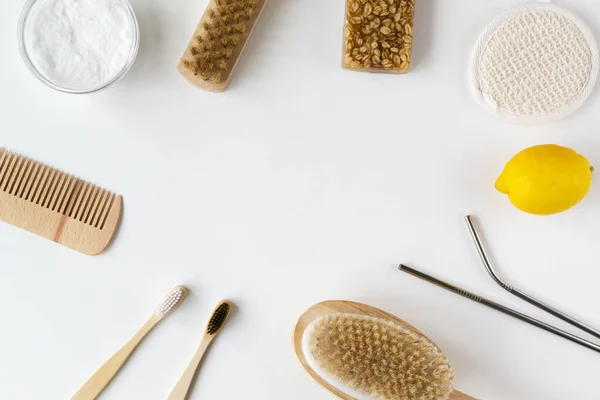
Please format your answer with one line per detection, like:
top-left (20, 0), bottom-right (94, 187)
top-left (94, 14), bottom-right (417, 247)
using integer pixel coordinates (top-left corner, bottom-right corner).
top-left (72, 286), bottom-right (188, 400)
top-left (168, 300), bottom-right (232, 400)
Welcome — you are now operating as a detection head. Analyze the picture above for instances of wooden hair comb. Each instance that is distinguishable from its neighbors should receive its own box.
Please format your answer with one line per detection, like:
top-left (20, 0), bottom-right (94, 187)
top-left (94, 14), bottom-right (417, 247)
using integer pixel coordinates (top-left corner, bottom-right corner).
top-left (0, 149), bottom-right (122, 255)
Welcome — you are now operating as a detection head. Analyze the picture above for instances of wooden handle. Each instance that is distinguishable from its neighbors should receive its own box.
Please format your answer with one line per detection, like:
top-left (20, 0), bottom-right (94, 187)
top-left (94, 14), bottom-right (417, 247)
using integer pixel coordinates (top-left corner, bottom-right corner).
top-left (449, 390), bottom-right (478, 400)
top-left (177, 0), bottom-right (269, 92)
top-left (168, 337), bottom-right (212, 400)
top-left (72, 318), bottom-right (157, 400)
top-left (294, 301), bottom-right (478, 400)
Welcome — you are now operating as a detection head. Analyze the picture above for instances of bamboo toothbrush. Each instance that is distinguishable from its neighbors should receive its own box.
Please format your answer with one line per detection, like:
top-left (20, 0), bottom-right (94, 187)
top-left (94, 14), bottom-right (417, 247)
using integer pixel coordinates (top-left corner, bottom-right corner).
top-left (72, 286), bottom-right (188, 400)
top-left (294, 300), bottom-right (477, 400)
top-left (168, 300), bottom-right (232, 400)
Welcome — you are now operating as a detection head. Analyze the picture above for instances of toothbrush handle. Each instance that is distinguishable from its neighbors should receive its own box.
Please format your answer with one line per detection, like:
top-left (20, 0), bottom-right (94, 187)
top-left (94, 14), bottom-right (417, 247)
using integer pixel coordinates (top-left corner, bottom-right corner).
top-left (72, 317), bottom-right (158, 400)
top-left (168, 337), bottom-right (212, 400)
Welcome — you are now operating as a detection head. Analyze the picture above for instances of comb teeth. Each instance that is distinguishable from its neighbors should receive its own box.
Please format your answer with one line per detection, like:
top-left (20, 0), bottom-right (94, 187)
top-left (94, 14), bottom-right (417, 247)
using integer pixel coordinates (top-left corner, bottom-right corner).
top-left (0, 150), bottom-right (116, 230)
top-left (206, 301), bottom-right (231, 335)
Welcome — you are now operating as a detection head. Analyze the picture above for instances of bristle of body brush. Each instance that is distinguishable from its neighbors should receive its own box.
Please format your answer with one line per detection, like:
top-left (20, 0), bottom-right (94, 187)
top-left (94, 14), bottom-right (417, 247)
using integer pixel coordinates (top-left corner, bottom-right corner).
top-left (0, 149), bottom-right (122, 255)
top-left (178, 0), bottom-right (268, 91)
top-left (303, 313), bottom-right (454, 400)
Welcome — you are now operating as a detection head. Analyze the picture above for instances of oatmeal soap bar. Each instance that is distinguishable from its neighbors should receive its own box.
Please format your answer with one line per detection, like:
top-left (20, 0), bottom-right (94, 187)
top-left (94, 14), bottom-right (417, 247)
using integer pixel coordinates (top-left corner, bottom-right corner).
top-left (343, 0), bottom-right (414, 73)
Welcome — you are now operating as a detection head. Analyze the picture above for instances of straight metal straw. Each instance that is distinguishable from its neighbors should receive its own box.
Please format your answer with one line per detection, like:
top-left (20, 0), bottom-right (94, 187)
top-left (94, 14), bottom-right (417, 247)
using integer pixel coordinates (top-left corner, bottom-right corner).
top-left (398, 264), bottom-right (600, 354)
top-left (465, 215), bottom-right (600, 340)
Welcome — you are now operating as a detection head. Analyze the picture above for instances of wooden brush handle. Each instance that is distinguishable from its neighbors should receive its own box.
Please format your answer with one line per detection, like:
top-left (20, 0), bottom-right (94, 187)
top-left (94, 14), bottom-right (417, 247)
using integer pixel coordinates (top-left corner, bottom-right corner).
top-left (168, 336), bottom-right (212, 400)
top-left (72, 318), bottom-right (158, 400)
top-left (177, 0), bottom-right (269, 92)
top-left (450, 390), bottom-right (478, 400)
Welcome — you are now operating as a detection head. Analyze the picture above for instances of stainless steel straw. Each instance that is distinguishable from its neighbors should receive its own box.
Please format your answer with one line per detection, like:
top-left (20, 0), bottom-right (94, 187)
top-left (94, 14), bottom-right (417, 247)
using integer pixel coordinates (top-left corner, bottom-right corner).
top-left (465, 215), bottom-right (600, 340)
top-left (398, 264), bottom-right (600, 354)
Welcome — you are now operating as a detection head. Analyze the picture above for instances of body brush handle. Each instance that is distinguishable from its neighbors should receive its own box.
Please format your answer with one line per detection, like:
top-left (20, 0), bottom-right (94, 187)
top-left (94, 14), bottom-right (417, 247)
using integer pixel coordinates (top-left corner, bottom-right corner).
top-left (450, 391), bottom-right (478, 400)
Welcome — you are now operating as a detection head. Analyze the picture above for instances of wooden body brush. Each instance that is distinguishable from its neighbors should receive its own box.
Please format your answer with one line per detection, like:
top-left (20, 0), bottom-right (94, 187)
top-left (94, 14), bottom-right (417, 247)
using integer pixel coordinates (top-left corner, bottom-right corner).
top-left (293, 300), bottom-right (476, 400)
top-left (178, 0), bottom-right (268, 91)
top-left (0, 149), bottom-right (121, 255)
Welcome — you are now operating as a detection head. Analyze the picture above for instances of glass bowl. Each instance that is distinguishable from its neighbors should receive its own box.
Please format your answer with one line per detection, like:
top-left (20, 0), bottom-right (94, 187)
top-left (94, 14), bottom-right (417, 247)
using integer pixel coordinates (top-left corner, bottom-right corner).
top-left (17, 0), bottom-right (140, 94)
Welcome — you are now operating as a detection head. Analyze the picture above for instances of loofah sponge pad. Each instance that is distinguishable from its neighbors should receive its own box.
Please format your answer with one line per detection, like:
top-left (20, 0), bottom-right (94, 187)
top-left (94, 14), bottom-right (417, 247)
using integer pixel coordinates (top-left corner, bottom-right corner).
top-left (469, 3), bottom-right (599, 123)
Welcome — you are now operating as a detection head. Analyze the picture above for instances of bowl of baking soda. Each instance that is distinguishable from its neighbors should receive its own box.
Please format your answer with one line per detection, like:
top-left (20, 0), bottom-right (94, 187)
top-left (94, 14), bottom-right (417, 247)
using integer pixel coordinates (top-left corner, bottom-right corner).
top-left (18, 0), bottom-right (139, 93)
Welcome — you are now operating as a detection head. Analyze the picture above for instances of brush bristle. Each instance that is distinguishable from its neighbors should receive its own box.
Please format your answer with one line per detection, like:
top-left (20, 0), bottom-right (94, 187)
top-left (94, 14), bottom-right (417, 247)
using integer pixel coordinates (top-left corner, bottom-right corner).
top-left (155, 287), bottom-right (186, 318)
top-left (306, 313), bottom-right (454, 400)
top-left (206, 301), bottom-right (231, 335)
top-left (182, 0), bottom-right (261, 82)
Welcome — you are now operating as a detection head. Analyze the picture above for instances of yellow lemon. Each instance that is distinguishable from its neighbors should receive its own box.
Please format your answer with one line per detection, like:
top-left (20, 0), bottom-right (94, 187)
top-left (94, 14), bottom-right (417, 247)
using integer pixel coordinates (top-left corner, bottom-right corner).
top-left (495, 144), bottom-right (593, 215)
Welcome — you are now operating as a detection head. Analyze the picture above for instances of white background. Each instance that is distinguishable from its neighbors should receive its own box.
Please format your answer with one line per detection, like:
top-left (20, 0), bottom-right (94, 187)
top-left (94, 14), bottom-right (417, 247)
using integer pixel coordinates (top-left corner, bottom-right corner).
top-left (1, 0), bottom-right (600, 399)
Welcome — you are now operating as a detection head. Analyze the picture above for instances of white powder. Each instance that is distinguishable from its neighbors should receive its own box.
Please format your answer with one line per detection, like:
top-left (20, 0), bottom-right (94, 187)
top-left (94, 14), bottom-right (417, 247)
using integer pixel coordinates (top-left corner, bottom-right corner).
top-left (24, 0), bottom-right (135, 89)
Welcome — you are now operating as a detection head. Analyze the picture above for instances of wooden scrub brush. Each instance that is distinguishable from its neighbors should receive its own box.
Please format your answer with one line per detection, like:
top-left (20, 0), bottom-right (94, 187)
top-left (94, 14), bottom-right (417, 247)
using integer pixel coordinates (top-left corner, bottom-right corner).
top-left (293, 300), bottom-right (476, 400)
top-left (0, 149), bottom-right (122, 255)
top-left (178, 0), bottom-right (268, 91)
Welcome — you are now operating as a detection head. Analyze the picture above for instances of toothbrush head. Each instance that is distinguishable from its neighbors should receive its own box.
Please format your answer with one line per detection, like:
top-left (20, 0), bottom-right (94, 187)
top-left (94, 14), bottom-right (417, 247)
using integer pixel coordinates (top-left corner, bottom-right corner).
top-left (155, 286), bottom-right (187, 319)
top-left (205, 300), bottom-right (231, 336)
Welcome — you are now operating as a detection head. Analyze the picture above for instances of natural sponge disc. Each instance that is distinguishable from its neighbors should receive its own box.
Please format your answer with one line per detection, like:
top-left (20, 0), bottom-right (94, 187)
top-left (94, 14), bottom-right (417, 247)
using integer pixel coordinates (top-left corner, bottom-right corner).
top-left (469, 3), bottom-right (599, 123)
